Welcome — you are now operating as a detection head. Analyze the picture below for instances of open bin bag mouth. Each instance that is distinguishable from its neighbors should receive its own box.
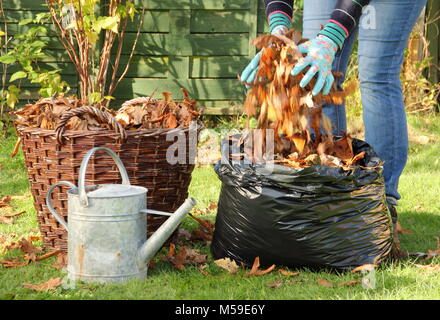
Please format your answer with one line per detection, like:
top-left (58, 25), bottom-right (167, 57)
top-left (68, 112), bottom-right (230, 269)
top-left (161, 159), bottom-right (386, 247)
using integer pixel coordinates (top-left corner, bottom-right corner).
top-left (211, 136), bottom-right (393, 270)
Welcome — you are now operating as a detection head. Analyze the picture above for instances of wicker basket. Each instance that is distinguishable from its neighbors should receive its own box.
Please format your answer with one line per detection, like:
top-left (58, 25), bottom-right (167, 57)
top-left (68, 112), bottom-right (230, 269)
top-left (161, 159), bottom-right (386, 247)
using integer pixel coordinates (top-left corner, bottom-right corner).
top-left (16, 103), bottom-right (201, 252)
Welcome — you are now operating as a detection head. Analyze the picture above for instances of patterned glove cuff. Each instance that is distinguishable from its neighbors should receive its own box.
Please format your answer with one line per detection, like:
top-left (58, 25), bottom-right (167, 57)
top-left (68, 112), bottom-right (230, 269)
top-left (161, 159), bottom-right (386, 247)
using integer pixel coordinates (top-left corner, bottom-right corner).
top-left (268, 12), bottom-right (292, 34)
top-left (318, 21), bottom-right (348, 50)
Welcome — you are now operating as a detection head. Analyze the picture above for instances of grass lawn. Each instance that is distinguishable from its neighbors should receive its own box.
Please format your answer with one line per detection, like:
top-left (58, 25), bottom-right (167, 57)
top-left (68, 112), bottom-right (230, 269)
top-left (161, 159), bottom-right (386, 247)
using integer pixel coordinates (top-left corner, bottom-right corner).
top-left (0, 114), bottom-right (439, 300)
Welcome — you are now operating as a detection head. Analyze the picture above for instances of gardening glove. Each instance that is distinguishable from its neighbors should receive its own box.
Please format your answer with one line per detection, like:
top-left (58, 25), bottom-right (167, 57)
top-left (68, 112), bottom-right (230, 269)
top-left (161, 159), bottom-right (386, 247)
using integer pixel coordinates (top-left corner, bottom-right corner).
top-left (241, 13), bottom-right (291, 86)
top-left (291, 35), bottom-right (339, 96)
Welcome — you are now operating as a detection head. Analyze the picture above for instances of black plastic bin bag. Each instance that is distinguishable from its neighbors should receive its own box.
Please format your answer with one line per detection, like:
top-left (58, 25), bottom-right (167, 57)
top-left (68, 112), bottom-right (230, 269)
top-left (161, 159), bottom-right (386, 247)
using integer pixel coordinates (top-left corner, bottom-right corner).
top-left (211, 137), bottom-right (392, 270)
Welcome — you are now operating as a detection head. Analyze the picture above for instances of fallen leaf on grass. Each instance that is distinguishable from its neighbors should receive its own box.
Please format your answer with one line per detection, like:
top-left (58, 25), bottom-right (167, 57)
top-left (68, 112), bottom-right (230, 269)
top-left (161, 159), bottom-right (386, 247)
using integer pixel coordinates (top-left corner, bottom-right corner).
top-left (266, 278), bottom-right (309, 288)
top-left (316, 279), bottom-right (334, 287)
top-left (192, 203), bottom-right (218, 216)
top-left (9, 195), bottom-right (29, 201)
top-left (351, 264), bottom-right (376, 273)
top-left (338, 280), bottom-right (360, 287)
top-left (0, 211), bottom-right (26, 224)
top-left (51, 252), bottom-right (68, 269)
top-left (1, 236), bottom-right (59, 268)
top-left (414, 205), bottom-right (425, 211)
top-left (246, 257), bottom-right (276, 277)
top-left (0, 216), bottom-right (13, 224)
top-left (0, 196), bottom-right (12, 208)
top-left (286, 278), bottom-right (309, 285)
top-left (4, 211), bottom-right (25, 218)
top-left (413, 135), bottom-right (430, 145)
top-left (23, 277), bottom-right (62, 291)
top-left (188, 214), bottom-right (215, 243)
top-left (0, 256), bottom-right (30, 268)
top-left (396, 222), bottom-right (413, 235)
top-left (17, 238), bottom-right (42, 255)
top-left (425, 237), bottom-right (440, 260)
top-left (36, 250), bottom-right (63, 261)
top-left (175, 228), bottom-right (192, 242)
top-left (266, 280), bottom-right (284, 288)
top-left (415, 264), bottom-right (440, 272)
top-left (278, 269), bottom-right (300, 277)
top-left (185, 248), bottom-right (208, 264)
top-left (214, 257), bottom-right (239, 274)
top-left (10, 137), bottom-right (22, 158)
top-left (164, 244), bottom-right (207, 270)
top-left (198, 264), bottom-right (210, 276)
top-left (1, 249), bottom-right (61, 268)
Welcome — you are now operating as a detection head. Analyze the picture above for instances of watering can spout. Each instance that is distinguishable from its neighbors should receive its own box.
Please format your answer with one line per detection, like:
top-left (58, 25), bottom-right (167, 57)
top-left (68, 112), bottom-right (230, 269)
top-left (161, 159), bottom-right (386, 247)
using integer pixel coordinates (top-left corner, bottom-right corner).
top-left (137, 198), bottom-right (197, 268)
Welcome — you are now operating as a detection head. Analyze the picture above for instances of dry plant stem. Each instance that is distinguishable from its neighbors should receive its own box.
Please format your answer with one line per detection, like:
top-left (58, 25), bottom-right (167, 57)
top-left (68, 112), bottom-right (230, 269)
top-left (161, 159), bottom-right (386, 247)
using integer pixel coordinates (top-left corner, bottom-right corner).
top-left (0, 0), bottom-right (10, 105)
top-left (72, 0), bottom-right (92, 99)
top-left (107, 7), bottom-right (146, 102)
top-left (46, 0), bottom-right (140, 104)
top-left (46, 2), bottom-right (83, 94)
top-left (96, 0), bottom-right (118, 94)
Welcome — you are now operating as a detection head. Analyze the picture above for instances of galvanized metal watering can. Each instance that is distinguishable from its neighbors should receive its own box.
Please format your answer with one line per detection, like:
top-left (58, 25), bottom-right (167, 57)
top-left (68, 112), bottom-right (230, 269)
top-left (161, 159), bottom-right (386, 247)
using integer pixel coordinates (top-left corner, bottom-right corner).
top-left (46, 147), bottom-right (196, 283)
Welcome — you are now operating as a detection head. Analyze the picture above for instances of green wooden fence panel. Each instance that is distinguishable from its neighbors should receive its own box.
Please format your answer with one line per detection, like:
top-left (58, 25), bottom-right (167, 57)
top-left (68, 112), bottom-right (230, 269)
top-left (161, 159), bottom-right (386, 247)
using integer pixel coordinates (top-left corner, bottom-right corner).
top-left (3, 0), bottom-right (276, 114)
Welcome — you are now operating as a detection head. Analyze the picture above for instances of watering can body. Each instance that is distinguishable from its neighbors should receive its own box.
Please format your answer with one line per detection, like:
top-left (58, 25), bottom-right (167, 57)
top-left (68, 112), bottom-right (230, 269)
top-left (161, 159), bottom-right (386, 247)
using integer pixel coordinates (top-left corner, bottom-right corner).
top-left (46, 147), bottom-right (196, 284)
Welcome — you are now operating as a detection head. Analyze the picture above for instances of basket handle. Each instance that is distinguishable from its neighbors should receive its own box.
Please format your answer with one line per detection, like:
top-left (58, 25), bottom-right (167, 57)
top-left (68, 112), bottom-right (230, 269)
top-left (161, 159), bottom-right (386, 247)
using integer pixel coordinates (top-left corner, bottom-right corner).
top-left (78, 147), bottom-right (131, 207)
top-left (55, 106), bottom-right (127, 144)
top-left (46, 181), bottom-right (77, 232)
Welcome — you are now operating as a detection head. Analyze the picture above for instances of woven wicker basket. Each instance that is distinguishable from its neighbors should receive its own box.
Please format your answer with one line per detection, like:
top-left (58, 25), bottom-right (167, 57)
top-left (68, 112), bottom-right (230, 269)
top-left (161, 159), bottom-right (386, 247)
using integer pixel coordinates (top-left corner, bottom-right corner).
top-left (16, 102), bottom-right (200, 251)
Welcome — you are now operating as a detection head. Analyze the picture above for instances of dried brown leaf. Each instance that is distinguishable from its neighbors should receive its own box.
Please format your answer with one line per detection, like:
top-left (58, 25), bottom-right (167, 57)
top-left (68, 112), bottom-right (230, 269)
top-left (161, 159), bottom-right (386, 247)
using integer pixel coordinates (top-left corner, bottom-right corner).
top-left (18, 238), bottom-right (42, 255)
top-left (425, 237), bottom-right (440, 260)
top-left (316, 279), bottom-right (334, 287)
top-left (299, 93), bottom-right (315, 108)
top-left (51, 252), bottom-right (68, 269)
top-left (23, 278), bottom-right (62, 291)
top-left (278, 269), bottom-right (300, 277)
top-left (36, 250), bottom-right (63, 262)
top-left (0, 196), bottom-right (12, 208)
top-left (351, 264), bottom-right (376, 273)
top-left (214, 258), bottom-right (239, 274)
top-left (415, 264), bottom-right (440, 272)
top-left (338, 280), bottom-right (360, 287)
top-left (198, 264), bottom-right (210, 276)
top-left (0, 216), bottom-right (14, 224)
top-left (10, 137), bottom-right (22, 158)
top-left (266, 280), bottom-right (284, 288)
top-left (0, 256), bottom-right (30, 268)
top-left (396, 222), bottom-right (414, 235)
top-left (165, 244), bottom-right (207, 270)
top-left (246, 257), bottom-right (276, 276)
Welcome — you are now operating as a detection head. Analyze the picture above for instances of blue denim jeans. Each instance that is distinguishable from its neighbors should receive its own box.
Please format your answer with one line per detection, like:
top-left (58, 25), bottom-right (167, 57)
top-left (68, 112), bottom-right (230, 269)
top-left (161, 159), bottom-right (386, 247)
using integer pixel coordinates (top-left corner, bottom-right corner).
top-left (302, 0), bottom-right (427, 205)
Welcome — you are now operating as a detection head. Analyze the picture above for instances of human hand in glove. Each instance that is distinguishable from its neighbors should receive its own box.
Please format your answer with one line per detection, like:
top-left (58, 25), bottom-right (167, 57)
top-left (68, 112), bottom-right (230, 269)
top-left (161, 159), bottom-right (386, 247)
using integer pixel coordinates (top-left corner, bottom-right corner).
top-left (291, 35), bottom-right (338, 96)
top-left (240, 24), bottom-right (289, 86)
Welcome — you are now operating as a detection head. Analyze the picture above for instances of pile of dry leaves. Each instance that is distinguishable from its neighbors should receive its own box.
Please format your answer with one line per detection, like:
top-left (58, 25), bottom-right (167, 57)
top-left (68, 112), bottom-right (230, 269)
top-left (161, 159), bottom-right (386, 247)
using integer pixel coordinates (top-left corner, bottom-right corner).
top-left (241, 30), bottom-right (363, 170)
top-left (115, 89), bottom-right (200, 130)
top-left (12, 89), bottom-right (199, 132)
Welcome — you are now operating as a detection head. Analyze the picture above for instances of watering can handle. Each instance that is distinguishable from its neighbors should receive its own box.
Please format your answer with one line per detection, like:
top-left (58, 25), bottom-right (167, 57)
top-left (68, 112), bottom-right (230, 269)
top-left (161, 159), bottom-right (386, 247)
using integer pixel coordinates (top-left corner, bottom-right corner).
top-left (46, 181), bottom-right (77, 231)
top-left (78, 147), bottom-right (130, 207)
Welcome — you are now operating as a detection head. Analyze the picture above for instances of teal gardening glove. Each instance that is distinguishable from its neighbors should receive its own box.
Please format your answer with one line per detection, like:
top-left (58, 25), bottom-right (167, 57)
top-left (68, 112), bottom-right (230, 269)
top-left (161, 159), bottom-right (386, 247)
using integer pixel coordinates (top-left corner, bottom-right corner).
top-left (292, 21), bottom-right (348, 96)
top-left (291, 35), bottom-right (339, 96)
top-left (240, 12), bottom-right (291, 85)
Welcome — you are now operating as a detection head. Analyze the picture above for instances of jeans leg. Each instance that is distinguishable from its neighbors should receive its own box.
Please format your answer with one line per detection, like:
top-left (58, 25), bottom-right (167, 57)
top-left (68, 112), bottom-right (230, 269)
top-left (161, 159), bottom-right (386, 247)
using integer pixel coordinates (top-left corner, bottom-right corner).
top-left (357, 0), bottom-right (427, 202)
top-left (302, 0), bottom-right (357, 136)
